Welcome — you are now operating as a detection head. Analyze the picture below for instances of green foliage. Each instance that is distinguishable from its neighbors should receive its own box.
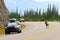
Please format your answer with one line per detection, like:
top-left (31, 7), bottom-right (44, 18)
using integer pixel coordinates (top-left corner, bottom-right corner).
top-left (9, 11), bottom-right (20, 21)
top-left (8, 4), bottom-right (60, 21)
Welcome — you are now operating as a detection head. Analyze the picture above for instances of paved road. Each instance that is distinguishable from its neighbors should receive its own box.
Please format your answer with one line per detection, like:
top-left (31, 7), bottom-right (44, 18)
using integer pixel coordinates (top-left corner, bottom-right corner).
top-left (0, 22), bottom-right (60, 40)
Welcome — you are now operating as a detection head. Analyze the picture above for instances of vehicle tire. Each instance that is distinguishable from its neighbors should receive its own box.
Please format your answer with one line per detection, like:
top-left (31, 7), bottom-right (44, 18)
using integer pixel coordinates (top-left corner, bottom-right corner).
top-left (5, 29), bottom-right (10, 34)
top-left (17, 30), bottom-right (21, 33)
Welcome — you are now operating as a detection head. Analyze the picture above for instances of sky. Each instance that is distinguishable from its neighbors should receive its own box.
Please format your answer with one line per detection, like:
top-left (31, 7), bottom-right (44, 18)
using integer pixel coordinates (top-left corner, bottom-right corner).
top-left (4, 0), bottom-right (60, 14)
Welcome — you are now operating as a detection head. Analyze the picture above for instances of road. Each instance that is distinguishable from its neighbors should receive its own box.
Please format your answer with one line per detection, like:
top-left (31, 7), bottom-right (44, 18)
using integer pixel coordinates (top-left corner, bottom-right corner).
top-left (0, 22), bottom-right (60, 40)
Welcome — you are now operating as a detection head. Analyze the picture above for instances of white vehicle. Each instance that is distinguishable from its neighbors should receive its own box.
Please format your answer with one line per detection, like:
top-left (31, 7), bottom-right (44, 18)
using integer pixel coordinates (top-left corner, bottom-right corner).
top-left (20, 18), bottom-right (25, 22)
top-left (5, 18), bottom-right (21, 34)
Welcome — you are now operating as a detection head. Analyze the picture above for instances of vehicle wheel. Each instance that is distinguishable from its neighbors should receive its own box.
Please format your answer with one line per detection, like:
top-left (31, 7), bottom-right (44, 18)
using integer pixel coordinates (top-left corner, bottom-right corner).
top-left (17, 30), bottom-right (21, 33)
top-left (5, 29), bottom-right (10, 34)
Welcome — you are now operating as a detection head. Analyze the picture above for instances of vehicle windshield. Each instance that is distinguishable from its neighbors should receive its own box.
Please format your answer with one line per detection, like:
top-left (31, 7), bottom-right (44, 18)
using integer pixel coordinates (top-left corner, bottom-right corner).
top-left (9, 20), bottom-right (16, 23)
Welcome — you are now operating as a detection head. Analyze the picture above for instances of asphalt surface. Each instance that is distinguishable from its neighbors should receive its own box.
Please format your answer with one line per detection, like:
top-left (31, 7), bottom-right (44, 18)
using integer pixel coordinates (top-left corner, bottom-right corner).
top-left (0, 22), bottom-right (60, 40)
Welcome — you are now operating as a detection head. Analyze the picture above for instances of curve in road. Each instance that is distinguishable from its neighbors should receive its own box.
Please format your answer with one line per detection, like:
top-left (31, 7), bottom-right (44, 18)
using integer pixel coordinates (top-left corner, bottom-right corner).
top-left (24, 25), bottom-right (55, 40)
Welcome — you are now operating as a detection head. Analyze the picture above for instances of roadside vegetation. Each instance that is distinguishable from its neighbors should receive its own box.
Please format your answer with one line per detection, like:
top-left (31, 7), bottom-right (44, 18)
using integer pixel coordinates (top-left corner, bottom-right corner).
top-left (9, 4), bottom-right (60, 21)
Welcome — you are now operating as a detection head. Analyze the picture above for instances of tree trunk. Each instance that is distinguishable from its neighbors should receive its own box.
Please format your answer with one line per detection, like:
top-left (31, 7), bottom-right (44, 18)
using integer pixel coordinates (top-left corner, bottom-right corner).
top-left (0, 0), bottom-right (9, 28)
